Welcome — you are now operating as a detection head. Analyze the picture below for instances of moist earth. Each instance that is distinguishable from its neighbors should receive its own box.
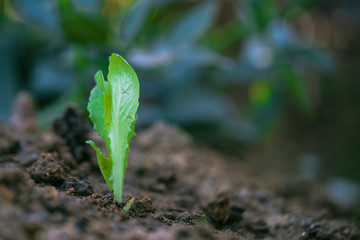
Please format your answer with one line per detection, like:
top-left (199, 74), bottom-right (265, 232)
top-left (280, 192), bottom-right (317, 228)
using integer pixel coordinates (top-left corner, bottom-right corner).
top-left (0, 93), bottom-right (359, 240)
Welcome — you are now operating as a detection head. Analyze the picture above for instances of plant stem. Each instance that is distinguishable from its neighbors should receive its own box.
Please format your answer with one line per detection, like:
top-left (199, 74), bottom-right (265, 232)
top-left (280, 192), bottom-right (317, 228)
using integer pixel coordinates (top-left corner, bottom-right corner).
top-left (110, 122), bottom-right (125, 202)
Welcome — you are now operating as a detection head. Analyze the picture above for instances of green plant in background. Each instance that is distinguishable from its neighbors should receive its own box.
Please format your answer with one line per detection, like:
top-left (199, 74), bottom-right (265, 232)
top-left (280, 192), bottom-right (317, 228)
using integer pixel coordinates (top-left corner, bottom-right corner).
top-left (2, 0), bottom-right (332, 143)
top-left (86, 53), bottom-right (139, 202)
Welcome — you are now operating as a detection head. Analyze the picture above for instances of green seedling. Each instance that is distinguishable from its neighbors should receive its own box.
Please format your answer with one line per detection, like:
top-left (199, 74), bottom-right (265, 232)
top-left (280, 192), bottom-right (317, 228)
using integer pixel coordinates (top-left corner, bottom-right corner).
top-left (86, 53), bottom-right (140, 202)
top-left (122, 197), bottom-right (135, 212)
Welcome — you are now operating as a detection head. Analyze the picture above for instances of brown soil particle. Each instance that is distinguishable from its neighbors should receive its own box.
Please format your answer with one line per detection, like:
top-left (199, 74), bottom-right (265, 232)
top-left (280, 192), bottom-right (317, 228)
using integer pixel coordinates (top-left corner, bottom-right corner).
top-left (0, 122), bottom-right (20, 154)
top-left (29, 152), bottom-right (69, 186)
top-left (128, 196), bottom-right (156, 218)
top-left (61, 177), bottom-right (94, 197)
top-left (52, 106), bottom-right (91, 163)
top-left (0, 103), bottom-right (359, 239)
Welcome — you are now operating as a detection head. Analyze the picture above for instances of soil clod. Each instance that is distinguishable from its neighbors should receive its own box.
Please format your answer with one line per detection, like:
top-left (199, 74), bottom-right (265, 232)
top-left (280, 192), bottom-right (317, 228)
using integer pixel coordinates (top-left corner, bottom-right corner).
top-left (52, 106), bottom-right (91, 163)
top-left (61, 176), bottom-right (94, 197)
top-left (29, 152), bottom-right (68, 186)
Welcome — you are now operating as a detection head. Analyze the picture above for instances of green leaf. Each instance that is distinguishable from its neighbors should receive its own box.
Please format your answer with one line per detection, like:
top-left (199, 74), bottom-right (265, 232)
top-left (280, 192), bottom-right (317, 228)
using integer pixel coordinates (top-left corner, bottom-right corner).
top-left (86, 140), bottom-right (113, 191)
top-left (169, 1), bottom-right (219, 45)
top-left (87, 53), bottom-right (140, 202)
top-left (122, 197), bottom-right (135, 212)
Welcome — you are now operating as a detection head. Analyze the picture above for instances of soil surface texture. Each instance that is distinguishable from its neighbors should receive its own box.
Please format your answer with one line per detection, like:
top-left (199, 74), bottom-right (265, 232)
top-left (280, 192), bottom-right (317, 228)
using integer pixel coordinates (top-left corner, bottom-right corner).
top-left (0, 94), bottom-right (359, 240)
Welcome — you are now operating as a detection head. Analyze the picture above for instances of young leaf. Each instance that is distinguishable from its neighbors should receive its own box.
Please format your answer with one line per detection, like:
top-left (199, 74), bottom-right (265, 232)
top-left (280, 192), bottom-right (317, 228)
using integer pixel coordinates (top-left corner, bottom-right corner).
top-left (86, 53), bottom-right (140, 202)
top-left (122, 197), bottom-right (135, 212)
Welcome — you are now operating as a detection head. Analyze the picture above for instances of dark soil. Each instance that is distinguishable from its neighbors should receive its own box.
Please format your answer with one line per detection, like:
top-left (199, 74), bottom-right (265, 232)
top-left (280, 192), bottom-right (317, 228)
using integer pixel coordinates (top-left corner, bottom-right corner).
top-left (0, 93), bottom-right (359, 240)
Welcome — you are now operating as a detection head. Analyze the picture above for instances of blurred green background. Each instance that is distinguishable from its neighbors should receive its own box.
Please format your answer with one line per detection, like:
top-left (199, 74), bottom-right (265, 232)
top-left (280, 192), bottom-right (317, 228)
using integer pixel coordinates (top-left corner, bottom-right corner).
top-left (1, 0), bottom-right (360, 217)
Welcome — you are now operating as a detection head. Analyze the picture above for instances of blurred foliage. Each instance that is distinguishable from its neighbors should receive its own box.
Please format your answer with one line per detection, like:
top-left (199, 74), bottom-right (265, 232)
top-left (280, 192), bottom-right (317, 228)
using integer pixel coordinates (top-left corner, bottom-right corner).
top-left (0, 0), bottom-right (333, 145)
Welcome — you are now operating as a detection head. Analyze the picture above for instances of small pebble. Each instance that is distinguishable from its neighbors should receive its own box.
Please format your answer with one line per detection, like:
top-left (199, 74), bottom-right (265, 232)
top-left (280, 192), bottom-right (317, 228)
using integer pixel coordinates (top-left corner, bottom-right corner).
top-left (67, 187), bottom-right (75, 195)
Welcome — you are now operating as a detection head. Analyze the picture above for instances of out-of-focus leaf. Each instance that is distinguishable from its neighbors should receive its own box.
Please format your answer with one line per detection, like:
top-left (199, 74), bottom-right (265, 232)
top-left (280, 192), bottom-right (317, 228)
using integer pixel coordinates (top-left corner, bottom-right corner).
top-left (179, 46), bottom-right (231, 69)
top-left (11, 0), bottom-right (60, 33)
top-left (242, 36), bottom-right (274, 70)
top-left (59, 0), bottom-right (110, 44)
top-left (72, 0), bottom-right (101, 14)
top-left (219, 61), bottom-right (264, 83)
top-left (129, 42), bottom-right (230, 71)
top-left (268, 20), bottom-right (299, 49)
top-left (166, 88), bottom-right (234, 124)
top-left (168, 0), bottom-right (218, 45)
top-left (249, 80), bottom-right (272, 106)
top-left (253, 0), bottom-right (278, 31)
top-left (120, 0), bottom-right (152, 43)
top-left (249, 79), bottom-right (281, 135)
top-left (61, 13), bottom-right (110, 43)
top-left (103, 0), bottom-right (134, 15)
top-left (201, 20), bottom-right (250, 53)
top-left (128, 43), bottom-right (174, 69)
top-left (240, 0), bottom-right (278, 31)
top-left (30, 54), bottom-right (73, 100)
top-left (0, 19), bottom-right (44, 119)
top-left (0, 0), bottom-right (4, 16)
top-left (279, 65), bottom-right (311, 113)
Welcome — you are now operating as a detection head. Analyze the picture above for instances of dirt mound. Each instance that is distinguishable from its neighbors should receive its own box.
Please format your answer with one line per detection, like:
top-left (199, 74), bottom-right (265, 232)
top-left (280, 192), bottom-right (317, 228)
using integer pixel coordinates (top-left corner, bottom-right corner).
top-left (0, 99), bottom-right (359, 239)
